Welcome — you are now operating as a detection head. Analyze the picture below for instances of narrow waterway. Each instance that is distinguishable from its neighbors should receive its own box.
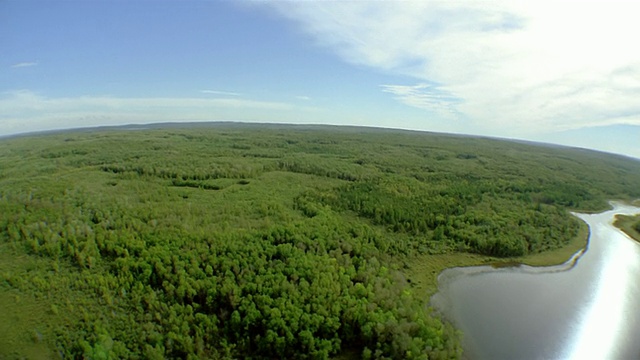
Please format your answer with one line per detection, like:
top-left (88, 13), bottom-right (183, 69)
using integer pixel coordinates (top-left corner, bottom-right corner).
top-left (430, 203), bottom-right (640, 360)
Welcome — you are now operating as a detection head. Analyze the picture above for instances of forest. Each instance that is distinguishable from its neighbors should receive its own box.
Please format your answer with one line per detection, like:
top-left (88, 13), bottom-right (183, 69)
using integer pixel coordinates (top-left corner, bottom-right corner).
top-left (1, 123), bottom-right (640, 359)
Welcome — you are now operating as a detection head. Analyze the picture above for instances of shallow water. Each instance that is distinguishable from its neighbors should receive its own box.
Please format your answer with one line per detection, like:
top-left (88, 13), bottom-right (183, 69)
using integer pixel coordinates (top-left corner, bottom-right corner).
top-left (430, 203), bottom-right (640, 360)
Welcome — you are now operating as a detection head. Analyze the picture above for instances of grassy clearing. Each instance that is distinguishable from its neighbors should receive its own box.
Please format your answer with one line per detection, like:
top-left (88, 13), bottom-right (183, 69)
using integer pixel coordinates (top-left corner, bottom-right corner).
top-left (404, 253), bottom-right (489, 297)
top-left (614, 214), bottom-right (640, 243)
top-left (0, 246), bottom-right (65, 359)
top-left (0, 290), bottom-right (56, 360)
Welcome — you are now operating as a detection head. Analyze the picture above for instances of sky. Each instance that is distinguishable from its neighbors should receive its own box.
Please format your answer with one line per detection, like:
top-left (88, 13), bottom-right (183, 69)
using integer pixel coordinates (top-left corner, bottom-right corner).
top-left (2, 0), bottom-right (640, 159)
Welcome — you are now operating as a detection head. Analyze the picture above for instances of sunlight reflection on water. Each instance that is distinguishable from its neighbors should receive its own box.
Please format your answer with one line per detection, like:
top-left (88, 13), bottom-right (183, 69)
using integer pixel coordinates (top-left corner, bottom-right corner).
top-left (564, 212), bottom-right (640, 359)
top-left (432, 203), bottom-right (640, 360)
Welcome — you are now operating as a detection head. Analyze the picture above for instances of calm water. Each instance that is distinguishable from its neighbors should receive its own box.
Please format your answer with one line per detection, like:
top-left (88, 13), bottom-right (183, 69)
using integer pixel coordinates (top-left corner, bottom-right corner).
top-left (430, 203), bottom-right (640, 360)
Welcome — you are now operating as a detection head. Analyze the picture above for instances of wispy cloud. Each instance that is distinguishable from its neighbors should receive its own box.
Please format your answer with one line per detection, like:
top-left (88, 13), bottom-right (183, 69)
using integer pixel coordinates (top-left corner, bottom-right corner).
top-left (0, 90), bottom-right (308, 135)
top-left (263, 1), bottom-right (640, 136)
top-left (295, 95), bottom-right (311, 101)
top-left (1, 90), bottom-right (290, 111)
top-left (11, 61), bottom-right (38, 68)
top-left (200, 90), bottom-right (241, 96)
top-left (380, 83), bottom-right (461, 118)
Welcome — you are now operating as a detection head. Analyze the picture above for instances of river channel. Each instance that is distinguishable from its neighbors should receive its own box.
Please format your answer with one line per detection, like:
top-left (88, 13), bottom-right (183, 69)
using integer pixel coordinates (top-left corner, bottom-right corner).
top-left (430, 203), bottom-right (640, 359)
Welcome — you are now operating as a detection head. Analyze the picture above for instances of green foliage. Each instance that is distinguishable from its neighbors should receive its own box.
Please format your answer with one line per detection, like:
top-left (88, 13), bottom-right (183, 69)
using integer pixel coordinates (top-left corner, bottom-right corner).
top-left (615, 214), bottom-right (640, 243)
top-left (1, 124), bottom-right (640, 359)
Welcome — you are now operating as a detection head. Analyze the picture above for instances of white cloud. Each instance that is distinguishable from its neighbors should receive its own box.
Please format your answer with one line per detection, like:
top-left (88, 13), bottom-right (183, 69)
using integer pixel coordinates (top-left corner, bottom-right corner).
top-left (263, 1), bottom-right (640, 137)
top-left (11, 62), bottom-right (38, 68)
top-left (0, 90), bottom-right (291, 111)
top-left (200, 90), bottom-right (241, 96)
top-left (0, 90), bottom-right (304, 135)
top-left (380, 83), bottom-right (461, 119)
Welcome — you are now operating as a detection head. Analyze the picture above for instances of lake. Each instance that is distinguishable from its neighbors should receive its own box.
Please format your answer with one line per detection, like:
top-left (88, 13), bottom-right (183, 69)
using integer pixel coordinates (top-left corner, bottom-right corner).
top-left (430, 203), bottom-right (640, 359)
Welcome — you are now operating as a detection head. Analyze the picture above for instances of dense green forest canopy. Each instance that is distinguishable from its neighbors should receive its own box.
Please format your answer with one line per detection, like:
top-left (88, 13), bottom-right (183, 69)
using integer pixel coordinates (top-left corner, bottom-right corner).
top-left (1, 123), bottom-right (640, 359)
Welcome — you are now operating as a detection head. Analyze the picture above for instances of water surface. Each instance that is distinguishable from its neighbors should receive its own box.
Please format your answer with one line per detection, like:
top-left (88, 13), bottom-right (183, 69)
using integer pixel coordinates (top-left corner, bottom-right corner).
top-left (431, 203), bottom-right (640, 359)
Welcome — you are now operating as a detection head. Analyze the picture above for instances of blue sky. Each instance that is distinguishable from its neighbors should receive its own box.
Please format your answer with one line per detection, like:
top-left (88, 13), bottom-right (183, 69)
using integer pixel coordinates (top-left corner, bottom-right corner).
top-left (2, 1), bottom-right (640, 159)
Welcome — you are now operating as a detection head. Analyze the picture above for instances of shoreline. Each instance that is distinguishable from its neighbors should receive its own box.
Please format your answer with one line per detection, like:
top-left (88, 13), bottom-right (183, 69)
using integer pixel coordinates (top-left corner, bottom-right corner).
top-left (405, 214), bottom-right (590, 297)
top-left (426, 206), bottom-right (640, 360)
top-left (419, 203), bottom-right (640, 360)
top-left (613, 214), bottom-right (640, 243)
top-left (408, 200), bottom-right (640, 298)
